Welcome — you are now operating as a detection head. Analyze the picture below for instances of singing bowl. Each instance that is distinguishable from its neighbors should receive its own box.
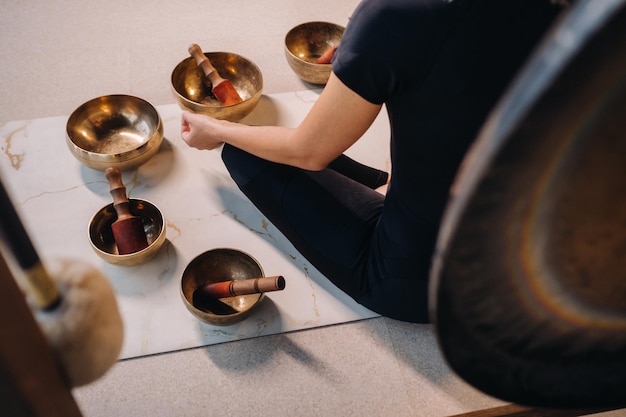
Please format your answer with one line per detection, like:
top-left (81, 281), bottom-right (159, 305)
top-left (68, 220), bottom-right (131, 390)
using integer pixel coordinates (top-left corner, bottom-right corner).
top-left (66, 95), bottom-right (163, 171)
top-left (88, 199), bottom-right (166, 266)
top-left (284, 21), bottom-right (344, 85)
top-left (430, 1), bottom-right (626, 409)
top-left (171, 52), bottom-right (263, 122)
top-left (180, 248), bottom-right (264, 326)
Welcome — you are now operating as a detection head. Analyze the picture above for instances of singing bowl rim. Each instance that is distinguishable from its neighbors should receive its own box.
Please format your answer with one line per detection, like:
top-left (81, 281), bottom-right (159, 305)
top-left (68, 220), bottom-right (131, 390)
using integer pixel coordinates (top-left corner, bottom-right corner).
top-left (66, 94), bottom-right (164, 171)
top-left (170, 51), bottom-right (263, 122)
top-left (284, 21), bottom-right (344, 85)
top-left (429, 1), bottom-right (626, 409)
top-left (88, 198), bottom-right (166, 266)
top-left (180, 248), bottom-right (265, 326)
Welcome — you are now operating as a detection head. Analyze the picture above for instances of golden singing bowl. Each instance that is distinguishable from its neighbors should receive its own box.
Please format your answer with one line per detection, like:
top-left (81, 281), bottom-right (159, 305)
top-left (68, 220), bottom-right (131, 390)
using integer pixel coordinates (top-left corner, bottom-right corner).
top-left (181, 248), bottom-right (265, 326)
top-left (171, 52), bottom-right (263, 122)
top-left (88, 198), bottom-right (166, 266)
top-left (285, 21), bottom-right (344, 85)
top-left (66, 95), bottom-right (163, 171)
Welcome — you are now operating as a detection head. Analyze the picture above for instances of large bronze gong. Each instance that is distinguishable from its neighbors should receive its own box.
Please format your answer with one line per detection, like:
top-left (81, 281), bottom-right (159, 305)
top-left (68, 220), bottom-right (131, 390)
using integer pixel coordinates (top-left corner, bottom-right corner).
top-left (430, 0), bottom-right (626, 409)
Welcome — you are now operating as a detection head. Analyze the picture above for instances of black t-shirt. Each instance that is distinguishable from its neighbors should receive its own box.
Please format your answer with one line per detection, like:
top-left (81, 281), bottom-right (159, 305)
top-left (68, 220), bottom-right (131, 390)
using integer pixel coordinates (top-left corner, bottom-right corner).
top-left (334, 0), bottom-right (563, 227)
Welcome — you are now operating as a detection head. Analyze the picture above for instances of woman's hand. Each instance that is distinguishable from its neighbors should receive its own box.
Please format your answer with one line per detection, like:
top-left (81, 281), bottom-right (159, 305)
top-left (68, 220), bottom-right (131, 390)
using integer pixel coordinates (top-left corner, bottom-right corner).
top-left (180, 110), bottom-right (226, 150)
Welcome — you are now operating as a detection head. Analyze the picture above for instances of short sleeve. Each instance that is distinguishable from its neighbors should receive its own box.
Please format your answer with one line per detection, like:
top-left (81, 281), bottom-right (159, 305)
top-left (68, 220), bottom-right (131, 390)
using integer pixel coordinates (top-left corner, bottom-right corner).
top-left (333, 0), bottom-right (455, 104)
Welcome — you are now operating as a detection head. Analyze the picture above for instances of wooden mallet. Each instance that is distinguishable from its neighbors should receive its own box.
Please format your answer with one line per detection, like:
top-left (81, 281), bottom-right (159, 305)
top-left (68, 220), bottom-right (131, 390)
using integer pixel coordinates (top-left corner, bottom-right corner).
top-left (188, 43), bottom-right (244, 106)
top-left (104, 167), bottom-right (149, 255)
top-left (192, 276), bottom-right (285, 315)
top-left (196, 275), bottom-right (286, 299)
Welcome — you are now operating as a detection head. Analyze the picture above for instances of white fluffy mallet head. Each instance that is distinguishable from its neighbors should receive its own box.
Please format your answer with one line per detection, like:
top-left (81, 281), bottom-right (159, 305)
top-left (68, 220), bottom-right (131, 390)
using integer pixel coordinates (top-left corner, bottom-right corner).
top-left (33, 258), bottom-right (124, 387)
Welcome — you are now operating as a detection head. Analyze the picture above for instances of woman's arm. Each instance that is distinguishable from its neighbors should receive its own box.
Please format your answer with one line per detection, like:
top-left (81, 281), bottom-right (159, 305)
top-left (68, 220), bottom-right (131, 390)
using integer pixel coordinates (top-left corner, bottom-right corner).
top-left (181, 72), bottom-right (382, 171)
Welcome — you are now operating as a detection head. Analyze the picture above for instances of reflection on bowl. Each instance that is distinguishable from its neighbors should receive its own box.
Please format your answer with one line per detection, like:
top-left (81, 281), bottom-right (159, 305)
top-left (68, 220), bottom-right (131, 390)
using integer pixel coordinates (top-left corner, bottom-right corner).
top-left (284, 21), bottom-right (344, 85)
top-left (88, 198), bottom-right (166, 266)
top-left (180, 248), bottom-right (265, 326)
top-left (66, 95), bottom-right (163, 171)
top-left (171, 52), bottom-right (263, 122)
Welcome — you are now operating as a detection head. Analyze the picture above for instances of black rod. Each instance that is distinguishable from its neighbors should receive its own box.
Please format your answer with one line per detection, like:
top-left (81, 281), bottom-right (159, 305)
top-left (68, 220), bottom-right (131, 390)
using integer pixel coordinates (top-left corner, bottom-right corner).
top-left (0, 176), bottom-right (59, 310)
top-left (0, 177), bottom-right (40, 269)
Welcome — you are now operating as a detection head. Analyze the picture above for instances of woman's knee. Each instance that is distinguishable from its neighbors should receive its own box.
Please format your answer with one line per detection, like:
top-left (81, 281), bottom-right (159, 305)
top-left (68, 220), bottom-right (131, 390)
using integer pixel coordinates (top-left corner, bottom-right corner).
top-left (221, 144), bottom-right (267, 187)
top-left (221, 143), bottom-right (244, 170)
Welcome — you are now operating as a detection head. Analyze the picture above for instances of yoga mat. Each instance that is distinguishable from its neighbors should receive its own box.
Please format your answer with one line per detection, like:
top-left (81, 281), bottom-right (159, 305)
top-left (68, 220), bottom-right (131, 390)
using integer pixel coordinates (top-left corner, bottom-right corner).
top-left (0, 90), bottom-right (390, 359)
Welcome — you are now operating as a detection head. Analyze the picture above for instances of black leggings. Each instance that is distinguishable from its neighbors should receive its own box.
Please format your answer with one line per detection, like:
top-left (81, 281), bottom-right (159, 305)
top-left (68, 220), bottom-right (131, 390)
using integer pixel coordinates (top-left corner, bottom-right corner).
top-left (222, 144), bottom-right (433, 322)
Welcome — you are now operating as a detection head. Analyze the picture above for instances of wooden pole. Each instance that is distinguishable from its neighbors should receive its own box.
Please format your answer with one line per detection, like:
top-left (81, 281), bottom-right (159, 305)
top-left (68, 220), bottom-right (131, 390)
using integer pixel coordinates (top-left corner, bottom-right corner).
top-left (0, 252), bottom-right (82, 417)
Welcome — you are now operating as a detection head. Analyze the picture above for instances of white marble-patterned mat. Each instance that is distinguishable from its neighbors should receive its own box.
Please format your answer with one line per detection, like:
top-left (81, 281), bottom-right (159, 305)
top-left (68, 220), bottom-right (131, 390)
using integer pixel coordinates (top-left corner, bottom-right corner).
top-left (0, 90), bottom-right (390, 360)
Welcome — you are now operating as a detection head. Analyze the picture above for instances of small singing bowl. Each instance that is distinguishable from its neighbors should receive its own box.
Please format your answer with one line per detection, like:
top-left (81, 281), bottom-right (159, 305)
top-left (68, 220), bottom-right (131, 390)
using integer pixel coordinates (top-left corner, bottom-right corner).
top-left (181, 248), bottom-right (265, 326)
top-left (285, 21), bottom-right (344, 85)
top-left (88, 198), bottom-right (166, 266)
top-left (171, 52), bottom-right (263, 122)
top-left (66, 95), bottom-right (164, 171)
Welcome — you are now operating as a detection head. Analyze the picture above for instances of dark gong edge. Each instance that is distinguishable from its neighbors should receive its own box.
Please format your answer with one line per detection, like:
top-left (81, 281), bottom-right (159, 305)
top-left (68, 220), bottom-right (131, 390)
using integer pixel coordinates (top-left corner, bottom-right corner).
top-left (429, 1), bottom-right (626, 409)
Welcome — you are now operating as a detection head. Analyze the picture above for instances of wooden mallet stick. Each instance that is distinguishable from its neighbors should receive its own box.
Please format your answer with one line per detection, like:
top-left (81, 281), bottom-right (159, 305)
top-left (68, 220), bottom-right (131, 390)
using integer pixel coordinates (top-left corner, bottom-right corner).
top-left (197, 275), bottom-right (285, 299)
top-left (104, 167), bottom-right (149, 255)
top-left (188, 43), bottom-right (244, 106)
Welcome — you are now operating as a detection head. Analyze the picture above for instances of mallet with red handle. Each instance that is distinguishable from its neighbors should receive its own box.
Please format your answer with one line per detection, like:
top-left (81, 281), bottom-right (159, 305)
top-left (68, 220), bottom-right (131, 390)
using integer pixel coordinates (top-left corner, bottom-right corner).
top-left (196, 275), bottom-right (285, 299)
top-left (105, 167), bottom-right (149, 255)
top-left (188, 43), bottom-right (244, 106)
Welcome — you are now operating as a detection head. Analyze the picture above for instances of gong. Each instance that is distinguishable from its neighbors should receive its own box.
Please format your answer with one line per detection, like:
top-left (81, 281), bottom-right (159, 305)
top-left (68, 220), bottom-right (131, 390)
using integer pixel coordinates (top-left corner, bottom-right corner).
top-left (430, 0), bottom-right (626, 409)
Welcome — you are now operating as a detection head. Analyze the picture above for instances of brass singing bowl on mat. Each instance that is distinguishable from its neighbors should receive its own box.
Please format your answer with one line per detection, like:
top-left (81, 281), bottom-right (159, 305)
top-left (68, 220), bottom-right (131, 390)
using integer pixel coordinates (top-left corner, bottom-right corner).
top-left (429, 1), bottom-right (626, 410)
top-left (66, 95), bottom-right (163, 171)
top-left (284, 21), bottom-right (344, 85)
top-left (88, 199), bottom-right (166, 266)
top-left (180, 248), bottom-right (264, 326)
top-left (171, 52), bottom-right (263, 122)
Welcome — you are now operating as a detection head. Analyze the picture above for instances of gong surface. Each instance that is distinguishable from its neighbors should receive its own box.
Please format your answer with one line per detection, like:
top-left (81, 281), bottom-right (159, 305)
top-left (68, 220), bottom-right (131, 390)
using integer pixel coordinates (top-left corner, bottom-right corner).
top-left (430, 0), bottom-right (626, 408)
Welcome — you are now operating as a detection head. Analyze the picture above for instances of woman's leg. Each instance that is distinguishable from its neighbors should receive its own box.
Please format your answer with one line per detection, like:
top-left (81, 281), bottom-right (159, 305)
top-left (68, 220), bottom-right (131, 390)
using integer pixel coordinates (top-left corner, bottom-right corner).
top-left (222, 144), bottom-right (383, 294)
top-left (222, 144), bottom-right (431, 322)
top-left (327, 154), bottom-right (388, 189)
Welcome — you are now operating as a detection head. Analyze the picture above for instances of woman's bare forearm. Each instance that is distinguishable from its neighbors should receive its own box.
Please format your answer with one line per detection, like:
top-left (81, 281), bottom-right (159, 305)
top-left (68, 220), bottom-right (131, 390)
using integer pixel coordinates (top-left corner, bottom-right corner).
top-left (181, 73), bottom-right (382, 171)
